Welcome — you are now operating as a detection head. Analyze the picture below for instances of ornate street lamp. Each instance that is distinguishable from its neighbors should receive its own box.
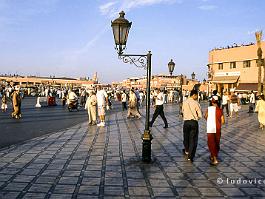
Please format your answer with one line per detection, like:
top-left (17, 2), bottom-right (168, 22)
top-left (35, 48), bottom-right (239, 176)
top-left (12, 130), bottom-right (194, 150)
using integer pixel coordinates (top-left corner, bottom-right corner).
top-left (168, 59), bottom-right (175, 76)
top-left (111, 11), bottom-right (153, 162)
top-left (191, 72), bottom-right (195, 80)
top-left (111, 11), bottom-right (132, 56)
top-left (255, 31), bottom-right (263, 95)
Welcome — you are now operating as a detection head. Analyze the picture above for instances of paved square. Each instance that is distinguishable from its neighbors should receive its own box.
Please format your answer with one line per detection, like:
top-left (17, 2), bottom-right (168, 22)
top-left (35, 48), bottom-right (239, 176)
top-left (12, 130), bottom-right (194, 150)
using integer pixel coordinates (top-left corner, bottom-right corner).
top-left (0, 103), bottom-right (265, 198)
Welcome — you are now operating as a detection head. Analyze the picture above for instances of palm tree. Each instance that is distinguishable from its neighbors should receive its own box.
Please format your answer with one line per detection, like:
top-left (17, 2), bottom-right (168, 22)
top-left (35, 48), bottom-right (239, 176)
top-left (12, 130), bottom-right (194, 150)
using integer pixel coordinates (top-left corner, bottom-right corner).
top-left (255, 31), bottom-right (263, 95)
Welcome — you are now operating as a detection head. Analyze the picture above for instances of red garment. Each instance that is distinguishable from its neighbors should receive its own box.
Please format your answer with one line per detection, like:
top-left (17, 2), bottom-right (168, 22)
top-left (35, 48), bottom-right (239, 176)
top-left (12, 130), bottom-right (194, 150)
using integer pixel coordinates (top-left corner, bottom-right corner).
top-left (207, 107), bottom-right (223, 157)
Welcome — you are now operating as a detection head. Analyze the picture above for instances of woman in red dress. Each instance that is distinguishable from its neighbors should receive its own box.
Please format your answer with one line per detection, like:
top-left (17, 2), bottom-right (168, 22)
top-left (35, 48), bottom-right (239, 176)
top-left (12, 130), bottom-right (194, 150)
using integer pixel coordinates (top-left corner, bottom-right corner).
top-left (204, 98), bottom-right (225, 165)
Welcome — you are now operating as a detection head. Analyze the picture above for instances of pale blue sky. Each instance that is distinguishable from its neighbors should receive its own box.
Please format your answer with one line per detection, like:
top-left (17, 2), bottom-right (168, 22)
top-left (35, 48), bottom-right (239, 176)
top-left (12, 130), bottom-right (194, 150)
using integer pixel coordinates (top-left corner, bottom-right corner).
top-left (0, 0), bottom-right (264, 83)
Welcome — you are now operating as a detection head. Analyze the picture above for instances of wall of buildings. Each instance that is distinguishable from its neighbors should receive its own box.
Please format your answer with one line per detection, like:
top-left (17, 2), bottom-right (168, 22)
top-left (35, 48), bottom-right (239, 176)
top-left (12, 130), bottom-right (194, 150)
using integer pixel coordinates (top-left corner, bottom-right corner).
top-left (0, 76), bottom-right (98, 88)
top-left (208, 41), bottom-right (265, 92)
top-left (113, 75), bottom-right (190, 90)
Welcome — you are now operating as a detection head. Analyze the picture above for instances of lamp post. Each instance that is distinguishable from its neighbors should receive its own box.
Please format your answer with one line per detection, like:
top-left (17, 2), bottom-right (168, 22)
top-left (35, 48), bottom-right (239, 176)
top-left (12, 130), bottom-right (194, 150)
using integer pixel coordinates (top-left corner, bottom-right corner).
top-left (255, 31), bottom-right (263, 95)
top-left (168, 59), bottom-right (175, 76)
top-left (111, 11), bottom-right (153, 162)
top-left (191, 72), bottom-right (195, 80)
top-left (167, 59), bottom-right (182, 115)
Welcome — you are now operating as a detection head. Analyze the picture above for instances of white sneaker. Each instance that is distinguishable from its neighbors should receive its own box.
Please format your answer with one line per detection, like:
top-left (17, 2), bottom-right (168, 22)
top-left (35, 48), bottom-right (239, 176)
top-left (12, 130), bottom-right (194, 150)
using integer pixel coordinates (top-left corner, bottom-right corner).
top-left (97, 122), bottom-right (105, 127)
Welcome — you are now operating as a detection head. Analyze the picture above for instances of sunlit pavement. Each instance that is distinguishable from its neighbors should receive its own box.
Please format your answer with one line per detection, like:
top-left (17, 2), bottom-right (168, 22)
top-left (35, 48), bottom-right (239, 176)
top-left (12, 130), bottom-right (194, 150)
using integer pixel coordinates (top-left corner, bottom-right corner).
top-left (0, 102), bottom-right (264, 198)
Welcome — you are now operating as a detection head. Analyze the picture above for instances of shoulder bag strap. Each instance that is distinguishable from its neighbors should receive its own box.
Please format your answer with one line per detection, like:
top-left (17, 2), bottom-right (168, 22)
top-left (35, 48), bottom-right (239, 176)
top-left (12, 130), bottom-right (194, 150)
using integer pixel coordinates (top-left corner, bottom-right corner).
top-left (187, 102), bottom-right (197, 120)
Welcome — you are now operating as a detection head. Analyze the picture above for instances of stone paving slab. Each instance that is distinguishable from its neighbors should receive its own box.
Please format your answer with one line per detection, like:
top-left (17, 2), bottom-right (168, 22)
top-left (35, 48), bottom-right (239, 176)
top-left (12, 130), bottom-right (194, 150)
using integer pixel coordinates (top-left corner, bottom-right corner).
top-left (0, 103), bottom-right (265, 198)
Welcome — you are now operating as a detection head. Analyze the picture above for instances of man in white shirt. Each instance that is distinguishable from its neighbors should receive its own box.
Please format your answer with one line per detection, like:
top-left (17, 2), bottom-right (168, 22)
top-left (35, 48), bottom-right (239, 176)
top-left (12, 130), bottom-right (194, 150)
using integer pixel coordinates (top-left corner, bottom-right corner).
top-left (96, 86), bottom-right (108, 127)
top-left (68, 90), bottom-right (78, 101)
top-left (149, 88), bottom-right (168, 128)
top-left (121, 90), bottom-right (127, 111)
top-left (248, 90), bottom-right (256, 113)
top-left (222, 91), bottom-right (230, 117)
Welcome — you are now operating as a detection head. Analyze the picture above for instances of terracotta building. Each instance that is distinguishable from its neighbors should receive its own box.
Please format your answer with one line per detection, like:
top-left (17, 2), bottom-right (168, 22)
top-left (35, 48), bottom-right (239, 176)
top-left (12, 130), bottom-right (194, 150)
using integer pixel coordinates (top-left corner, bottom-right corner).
top-left (112, 74), bottom-right (189, 91)
top-left (208, 41), bottom-right (265, 93)
top-left (112, 74), bottom-right (212, 94)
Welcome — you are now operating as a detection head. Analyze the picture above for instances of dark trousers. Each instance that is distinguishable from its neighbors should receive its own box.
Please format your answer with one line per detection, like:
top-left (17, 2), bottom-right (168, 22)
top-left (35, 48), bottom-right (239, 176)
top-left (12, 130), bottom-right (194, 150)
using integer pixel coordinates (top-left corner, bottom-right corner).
top-left (150, 105), bottom-right (168, 127)
top-left (183, 120), bottom-right (199, 160)
top-left (249, 103), bottom-right (255, 113)
top-left (222, 104), bottom-right (229, 116)
top-left (122, 102), bottom-right (127, 110)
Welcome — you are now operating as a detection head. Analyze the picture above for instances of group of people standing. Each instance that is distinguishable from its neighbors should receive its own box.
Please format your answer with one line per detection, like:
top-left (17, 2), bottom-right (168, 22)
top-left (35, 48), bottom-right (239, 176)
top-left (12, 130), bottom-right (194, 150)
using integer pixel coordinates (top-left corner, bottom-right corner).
top-left (1, 85), bottom-right (22, 119)
top-left (221, 90), bottom-right (257, 118)
top-left (85, 85), bottom-right (108, 127)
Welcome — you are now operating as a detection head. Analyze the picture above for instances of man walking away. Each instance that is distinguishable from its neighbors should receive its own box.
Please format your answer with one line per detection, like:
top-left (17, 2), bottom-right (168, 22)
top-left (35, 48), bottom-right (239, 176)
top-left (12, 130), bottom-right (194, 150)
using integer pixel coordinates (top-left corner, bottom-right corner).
top-left (150, 88), bottom-right (168, 128)
top-left (248, 90), bottom-right (256, 113)
top-left (222, 91), bottom-right (230, 117)
top-left (182, 90), bottom-right (202, 162)
top-left (121, 90), bottom-right (127, 111)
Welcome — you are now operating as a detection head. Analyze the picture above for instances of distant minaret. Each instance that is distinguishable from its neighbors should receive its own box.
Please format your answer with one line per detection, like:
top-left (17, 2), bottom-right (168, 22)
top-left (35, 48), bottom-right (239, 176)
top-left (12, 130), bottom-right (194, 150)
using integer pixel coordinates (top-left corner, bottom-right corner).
top-left (93, 72), bottom-right (98, 82)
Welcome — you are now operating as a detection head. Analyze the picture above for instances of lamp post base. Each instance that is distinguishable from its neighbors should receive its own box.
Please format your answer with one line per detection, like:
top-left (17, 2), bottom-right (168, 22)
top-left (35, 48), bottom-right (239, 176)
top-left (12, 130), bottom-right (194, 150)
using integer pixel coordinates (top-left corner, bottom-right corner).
top-left (142, 130), bottom-right (153, 162)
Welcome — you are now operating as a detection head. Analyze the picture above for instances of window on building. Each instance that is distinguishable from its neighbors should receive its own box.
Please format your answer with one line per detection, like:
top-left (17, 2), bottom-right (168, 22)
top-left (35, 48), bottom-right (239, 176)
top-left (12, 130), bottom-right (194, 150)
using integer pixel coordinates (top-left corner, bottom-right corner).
top-left (230, 62), bottom-right (236, 69)
top-left (243, 60), bottom-right (251, 68)
top-left (218, 63), bottom-right (223, 70)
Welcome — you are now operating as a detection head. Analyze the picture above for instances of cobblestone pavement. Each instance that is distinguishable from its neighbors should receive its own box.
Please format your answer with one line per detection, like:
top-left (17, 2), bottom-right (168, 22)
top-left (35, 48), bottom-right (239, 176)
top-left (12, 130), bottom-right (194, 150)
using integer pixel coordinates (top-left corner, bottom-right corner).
top-left (0, 103), bottom-right (264, 198)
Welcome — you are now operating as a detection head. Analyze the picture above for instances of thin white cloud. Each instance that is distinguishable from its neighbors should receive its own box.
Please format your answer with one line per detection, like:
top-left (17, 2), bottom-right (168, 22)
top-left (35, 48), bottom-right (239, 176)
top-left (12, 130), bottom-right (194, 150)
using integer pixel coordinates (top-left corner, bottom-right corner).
top-left (198, 5), bottom-right (217, 11)
top-left (100, 0), bottom-right (179, 17)
top-left (60, 23), bottom-right (110, 65)
top-left (75, 25), bottom-right (109, 55)
top-left (99, 1), bottom-right (118, 15)
top-left (72, 0), bottom-right (180, 58)
top-left (120, 0), bottom-right (176, 12)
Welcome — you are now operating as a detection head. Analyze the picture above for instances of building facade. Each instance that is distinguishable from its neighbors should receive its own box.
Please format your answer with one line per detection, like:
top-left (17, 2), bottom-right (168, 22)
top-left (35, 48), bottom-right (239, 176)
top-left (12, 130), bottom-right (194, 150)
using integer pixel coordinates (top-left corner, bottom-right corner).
top-left (0, 75), bottom-right (98, 89)
top-left (208, 41), bottom-right (265, 93)
top-left (112, 74), bottom-right (190, 91)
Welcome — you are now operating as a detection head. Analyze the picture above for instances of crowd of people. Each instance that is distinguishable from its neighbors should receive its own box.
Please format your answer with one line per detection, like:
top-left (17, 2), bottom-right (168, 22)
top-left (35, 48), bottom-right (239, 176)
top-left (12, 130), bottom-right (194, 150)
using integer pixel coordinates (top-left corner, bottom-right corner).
top-left (212, 42), bottom-right (255, 51)
top-left (1, 83), bottom-right (264, 166)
